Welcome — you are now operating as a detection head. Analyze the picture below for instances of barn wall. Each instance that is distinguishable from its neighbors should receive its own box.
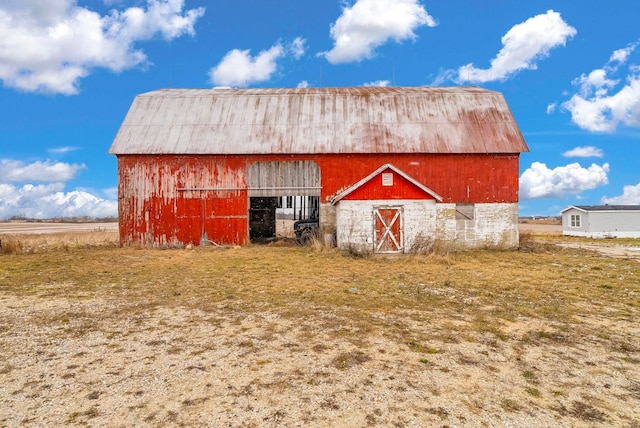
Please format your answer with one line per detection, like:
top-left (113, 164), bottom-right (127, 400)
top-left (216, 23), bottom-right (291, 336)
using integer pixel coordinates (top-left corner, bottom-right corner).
top-left (436, 203), bottom-right (519, 249)
top-left (340, 169), bottom-right (438, 201)
top-left (320, 203), bottom-right (337, 234)
top-left (317, 153), bottom-right (520, 204)
top-left (117, 155), bottom-right (249, 246)
top-left (335, 200), bottom-right (438, 253)
top-left (117, 153), bottom-right (521, 246)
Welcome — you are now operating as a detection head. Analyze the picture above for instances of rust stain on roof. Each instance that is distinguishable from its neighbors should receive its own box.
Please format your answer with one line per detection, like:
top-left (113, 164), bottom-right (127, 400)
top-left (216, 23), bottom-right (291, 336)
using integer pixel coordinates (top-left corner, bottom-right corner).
top-left (109, 87), bottom-right (529, 155)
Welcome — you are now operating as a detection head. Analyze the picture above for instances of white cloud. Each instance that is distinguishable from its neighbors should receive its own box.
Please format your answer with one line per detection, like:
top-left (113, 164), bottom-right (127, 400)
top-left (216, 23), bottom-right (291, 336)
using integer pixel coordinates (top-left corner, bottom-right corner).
top-left (289, 37), bottom-right (307, 59)
top-left (363, 80), bottom-right (390, 87)
top-left (546, 103), bottom-right (557, 114)
top-left (297, 80), bottom-right (310, 88)
top-left (610, 44), bottom-right (637, 64)
top-left (209, 44), bottom-right (285, 87)
top-left (209, 37), bottom-right (309, 87)
top-left (48, 146), bottom-right (79, 154)
top-left (0, 159), bottom-right (85, 182)
top-left (0, 183), bottom-right (118, 219)
top-left (449, 10), bottom-right (575, 83)
top-left (601, 183), bottom-right (640, 205)
top-left (0, 0), bottom-right (204, 94)
top-left (562, 146), bottom-right (604, 158)
top-left (319, 0), bottom-right (436, 64)
top-left (0, 158), bottom-right (117, 219)
top-left (519, 161), bottom-right (609, 199)
top-left (562, 41), bottom-right (640, 132)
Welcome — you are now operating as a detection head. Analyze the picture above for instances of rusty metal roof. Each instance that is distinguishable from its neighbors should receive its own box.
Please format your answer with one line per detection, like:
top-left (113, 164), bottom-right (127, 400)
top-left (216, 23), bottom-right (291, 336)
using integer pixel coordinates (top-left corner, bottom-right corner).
top-left (109, 87), bottom-right (529, 155)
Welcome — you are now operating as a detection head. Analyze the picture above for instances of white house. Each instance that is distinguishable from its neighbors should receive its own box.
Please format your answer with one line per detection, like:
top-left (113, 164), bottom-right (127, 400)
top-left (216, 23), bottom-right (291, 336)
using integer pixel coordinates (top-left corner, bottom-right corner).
top-left (561, 205), bottom-right (640, 238)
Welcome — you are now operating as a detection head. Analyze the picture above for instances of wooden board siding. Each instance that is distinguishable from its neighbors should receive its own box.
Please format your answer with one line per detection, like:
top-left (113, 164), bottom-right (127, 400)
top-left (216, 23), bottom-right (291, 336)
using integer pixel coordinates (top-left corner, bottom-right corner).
top-left (117, 155), bottom-right (249, 246)
top-left (318, 153), bottom-right (521, 203)
top-left (247, 161), bottom-right (321, 197)
top-left (116, 153), bottom-right (520, 246)
top-left (339, 167), bottom-right (438, 201)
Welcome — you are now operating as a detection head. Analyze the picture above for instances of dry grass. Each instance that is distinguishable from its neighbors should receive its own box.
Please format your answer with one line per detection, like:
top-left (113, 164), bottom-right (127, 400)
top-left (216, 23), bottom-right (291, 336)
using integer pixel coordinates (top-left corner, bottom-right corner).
top-left (0, 231), bottom-right (118, 254)
top-left (0, 231), bottom-right (639, 426)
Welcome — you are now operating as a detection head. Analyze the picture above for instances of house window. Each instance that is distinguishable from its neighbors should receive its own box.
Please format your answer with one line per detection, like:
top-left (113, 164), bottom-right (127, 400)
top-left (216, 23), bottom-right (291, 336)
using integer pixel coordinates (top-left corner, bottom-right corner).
top-left (382, 173), bottom-right (393, 187)
top-left (286, 196), bottom-right (293, 208)
top-left (570, 214), bottom-right (581, 228)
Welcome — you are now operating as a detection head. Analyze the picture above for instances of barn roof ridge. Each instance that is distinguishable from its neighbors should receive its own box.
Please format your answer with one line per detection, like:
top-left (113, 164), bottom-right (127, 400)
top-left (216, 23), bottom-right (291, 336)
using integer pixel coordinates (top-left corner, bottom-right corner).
top-left (138, 86), bottom-right (497, 97)
top-left (331, 163), bottom-right (443, 205)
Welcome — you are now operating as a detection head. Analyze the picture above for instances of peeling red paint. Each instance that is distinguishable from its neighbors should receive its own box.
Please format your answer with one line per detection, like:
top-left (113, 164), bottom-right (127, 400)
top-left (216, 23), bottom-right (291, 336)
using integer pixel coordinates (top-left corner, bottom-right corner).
top-left (116, 153), bottom-right (520, 246)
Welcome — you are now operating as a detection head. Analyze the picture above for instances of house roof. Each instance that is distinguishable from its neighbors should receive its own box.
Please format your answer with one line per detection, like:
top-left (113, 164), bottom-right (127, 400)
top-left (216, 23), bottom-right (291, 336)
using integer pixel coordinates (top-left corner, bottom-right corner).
top-left (109, 87), bottom-right (529, 155)
top-left (561, 205), bottom-right (640, 213)
top-left (331, 163), bottom-right (443, 204)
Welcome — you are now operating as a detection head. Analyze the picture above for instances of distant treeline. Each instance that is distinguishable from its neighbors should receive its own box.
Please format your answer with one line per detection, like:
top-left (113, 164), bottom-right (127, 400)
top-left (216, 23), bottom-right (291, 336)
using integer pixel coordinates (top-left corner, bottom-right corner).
top-left (2, 215), bottom-right (118, 223)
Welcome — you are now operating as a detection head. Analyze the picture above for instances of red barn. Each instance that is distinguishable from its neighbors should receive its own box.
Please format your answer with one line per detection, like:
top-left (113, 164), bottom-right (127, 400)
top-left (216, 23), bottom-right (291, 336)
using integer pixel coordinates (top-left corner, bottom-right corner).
top-left (109, 87), bottom-right (528, 252)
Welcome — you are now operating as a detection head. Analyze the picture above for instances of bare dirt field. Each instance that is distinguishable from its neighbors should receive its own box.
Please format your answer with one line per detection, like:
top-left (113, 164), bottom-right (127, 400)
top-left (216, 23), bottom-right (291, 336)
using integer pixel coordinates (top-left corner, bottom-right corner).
top-left (518, 222), bottom-right (562, 235)
top-left (0, 221), bottom-right (118, 234)
top-left (1, 227), bottom-right (639, 427)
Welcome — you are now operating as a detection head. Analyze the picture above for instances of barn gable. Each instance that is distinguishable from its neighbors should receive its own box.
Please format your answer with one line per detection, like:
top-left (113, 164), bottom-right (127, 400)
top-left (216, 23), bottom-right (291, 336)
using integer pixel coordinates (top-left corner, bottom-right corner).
top-left (332, 164), bottom-right (443, 204)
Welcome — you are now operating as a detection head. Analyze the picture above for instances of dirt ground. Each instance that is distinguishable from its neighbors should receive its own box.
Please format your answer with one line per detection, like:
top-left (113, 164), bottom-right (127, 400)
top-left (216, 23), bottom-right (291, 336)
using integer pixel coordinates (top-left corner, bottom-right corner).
top-left (4, 296), bottom-right (637, 427)
top-left (518, 222), bottom-right (562, 235)
top-left (0, 221), bottom-right (118, 234)
top-left (0, 223), bottom-right (639, 427)
top-left (519, 222), bottom-right (640, 262)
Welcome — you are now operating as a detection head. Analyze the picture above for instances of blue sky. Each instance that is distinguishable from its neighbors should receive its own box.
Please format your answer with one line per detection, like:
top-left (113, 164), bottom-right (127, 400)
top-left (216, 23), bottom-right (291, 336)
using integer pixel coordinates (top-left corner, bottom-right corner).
top-left (1, 0), bottom-right (639, 219)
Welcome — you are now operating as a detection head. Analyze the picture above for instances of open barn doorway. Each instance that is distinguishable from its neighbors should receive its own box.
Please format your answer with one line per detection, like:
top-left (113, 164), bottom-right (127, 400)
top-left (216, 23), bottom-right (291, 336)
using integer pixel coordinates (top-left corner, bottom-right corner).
top-left (248, 161), bottom-right (321, 243)
top-left (249, 197), bottom-right (278, 241)
top-left (275, 195), bottom-right (319, 242)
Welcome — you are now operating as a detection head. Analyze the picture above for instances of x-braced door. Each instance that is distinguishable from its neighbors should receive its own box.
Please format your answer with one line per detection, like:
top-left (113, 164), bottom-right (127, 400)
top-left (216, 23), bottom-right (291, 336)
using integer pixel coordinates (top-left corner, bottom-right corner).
top-left (373, 206), bottom-right (403, 253)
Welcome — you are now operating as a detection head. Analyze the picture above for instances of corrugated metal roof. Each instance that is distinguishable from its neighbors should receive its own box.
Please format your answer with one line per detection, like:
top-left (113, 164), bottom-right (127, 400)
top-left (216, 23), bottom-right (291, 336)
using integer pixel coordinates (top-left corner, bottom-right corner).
top-left (109, 87), bottom-right (529, 155)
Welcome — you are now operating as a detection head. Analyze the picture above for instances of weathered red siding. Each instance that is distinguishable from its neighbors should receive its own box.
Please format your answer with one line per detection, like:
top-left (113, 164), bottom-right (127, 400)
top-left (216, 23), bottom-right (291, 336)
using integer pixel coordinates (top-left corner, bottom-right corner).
top-left (117, 155), bottom-right (249, 246)
top-left (340, 167), bottom-right (437, 201)
top-left (117, 153), bottom-right (520, 246)
top-left (316, 153), bottom-right (520, 203)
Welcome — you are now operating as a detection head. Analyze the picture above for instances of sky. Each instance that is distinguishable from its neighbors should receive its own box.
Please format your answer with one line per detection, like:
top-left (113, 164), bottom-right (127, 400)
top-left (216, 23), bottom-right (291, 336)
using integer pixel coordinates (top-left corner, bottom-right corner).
top-left (1, 0), bottom-right (639, 219)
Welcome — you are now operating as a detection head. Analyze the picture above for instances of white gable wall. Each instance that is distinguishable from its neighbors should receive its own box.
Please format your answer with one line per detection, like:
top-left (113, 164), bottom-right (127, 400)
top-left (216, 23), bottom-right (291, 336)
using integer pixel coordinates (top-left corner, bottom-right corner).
top-left (562, 207), bottom-right (589, 236)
